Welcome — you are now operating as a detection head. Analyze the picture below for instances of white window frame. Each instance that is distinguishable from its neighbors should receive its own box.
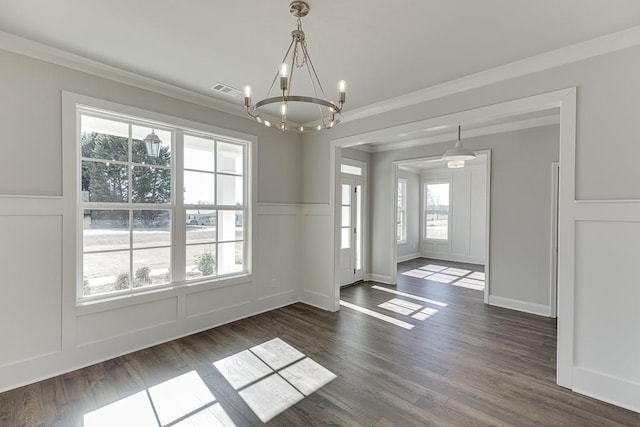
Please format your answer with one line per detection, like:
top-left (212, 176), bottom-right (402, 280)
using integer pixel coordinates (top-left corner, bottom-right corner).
top-left (397, 178), bottom-right (407, 243)
top-left (423, 180), bottom-right (451, 241)
top-left (64, 92), bottom-right (253, 304)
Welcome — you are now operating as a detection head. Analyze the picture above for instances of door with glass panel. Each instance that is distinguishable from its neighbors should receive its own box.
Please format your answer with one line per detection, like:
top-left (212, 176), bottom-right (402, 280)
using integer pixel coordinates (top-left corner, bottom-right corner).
top-left (340, 176), bottom-right (364, 285)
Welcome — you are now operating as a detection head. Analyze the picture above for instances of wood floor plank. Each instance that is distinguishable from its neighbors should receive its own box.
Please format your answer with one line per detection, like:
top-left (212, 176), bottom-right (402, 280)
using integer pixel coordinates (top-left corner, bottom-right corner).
top-left (1, 257), bottom-right (639, 426)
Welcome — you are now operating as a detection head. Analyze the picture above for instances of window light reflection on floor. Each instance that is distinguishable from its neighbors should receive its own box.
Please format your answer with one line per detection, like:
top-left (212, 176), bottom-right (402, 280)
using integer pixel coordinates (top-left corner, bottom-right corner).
top-left (419, 264), bottom-right (448, 272)
top-left (213, 338), bottom-right (336, 423)
top-left (377, 298), bottom-right (439, 322)
top-left (83, 370), bottom-right (235, 427)
top-left (339, 300), bottom-right (415, 330)
top-left (371, 285), bottom-right (448, 307)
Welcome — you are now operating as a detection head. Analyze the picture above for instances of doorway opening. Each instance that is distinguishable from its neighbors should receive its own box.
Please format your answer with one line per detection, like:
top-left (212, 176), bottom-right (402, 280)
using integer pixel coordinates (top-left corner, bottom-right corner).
top-left (393, 151), bottom-right (491, 302)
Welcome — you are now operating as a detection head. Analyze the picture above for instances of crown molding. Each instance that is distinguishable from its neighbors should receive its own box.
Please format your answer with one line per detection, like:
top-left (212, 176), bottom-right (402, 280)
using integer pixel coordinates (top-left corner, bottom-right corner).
top-left (1, 25), bottom-right (639, 129)
top-left (355, 114), bottom-right (559, 153)
top-left (0, 30), bottom-right (252, 120)
top-left (341, 25), bottom-right (640, 124)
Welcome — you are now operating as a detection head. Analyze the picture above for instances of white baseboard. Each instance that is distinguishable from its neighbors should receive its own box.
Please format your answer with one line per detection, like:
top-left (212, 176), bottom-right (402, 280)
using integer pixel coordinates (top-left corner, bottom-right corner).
top-left (366, 274), bottom-right (393, 284)
top-left (397, 252), bottom-right (420, 262)
top-left (572, 367), bottom-right (640, 413)
top-left (488, 295), bottom-right (551, 317)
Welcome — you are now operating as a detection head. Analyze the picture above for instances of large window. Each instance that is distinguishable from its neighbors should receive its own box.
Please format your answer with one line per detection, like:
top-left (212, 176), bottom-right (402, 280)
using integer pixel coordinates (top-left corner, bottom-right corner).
top-left (79, 108), bottom-right (249, 301)
top-left (397, 178), bottom-right (407, 243)
top-left (424, 182), bottom-right (450, 240)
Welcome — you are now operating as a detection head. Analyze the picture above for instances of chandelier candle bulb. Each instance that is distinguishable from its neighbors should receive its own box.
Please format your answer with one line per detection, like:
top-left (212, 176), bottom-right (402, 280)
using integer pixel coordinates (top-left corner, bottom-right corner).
top-left (280, 63), bottom-right (289, 91)
top-left (244, 86), bottom-right (251, 107)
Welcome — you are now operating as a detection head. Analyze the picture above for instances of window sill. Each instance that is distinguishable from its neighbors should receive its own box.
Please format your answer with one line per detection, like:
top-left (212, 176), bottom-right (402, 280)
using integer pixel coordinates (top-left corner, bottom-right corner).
top-left (77, 272), bottom-right (252, 316)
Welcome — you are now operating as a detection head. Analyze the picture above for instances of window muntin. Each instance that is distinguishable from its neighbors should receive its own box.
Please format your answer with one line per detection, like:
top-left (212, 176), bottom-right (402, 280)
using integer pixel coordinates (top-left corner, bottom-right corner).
top-left (397, 178), bottom-right (407, 243)
top-left (79, 109), bottom-right (250, 301)
top-left (184, 133), bottom-right (247, 281)
top-left (424, 182), bottom-right (450, 240)
top-left (341, 184), bottom-right (351, 249)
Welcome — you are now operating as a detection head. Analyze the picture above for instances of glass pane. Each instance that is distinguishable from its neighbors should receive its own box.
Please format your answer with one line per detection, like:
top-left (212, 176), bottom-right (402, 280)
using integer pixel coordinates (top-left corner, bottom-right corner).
top-left (131, 125), bottom-right (171, 165)
top-left (340, 164), bottom-right (362, 176)
top-left (341, 206), bottom-right (350, 227)
top-left (132, 166), bottom-right (171, 204)
top-left (82, 161), bottom-right (129, 202)
top-left (425, 183), bottom-right (449, 240)
top-left (217, 141), bottom-right (244, 175)
top-left (83, 209), bottom-right (129, 252)
top-left (81, 115), bottom-right (129, 162)
top-left (186, 210), bottom-right (216, 244)
top-left (186, 244), bottom-right (216, 279)
top-left (426, 183), bottom-right (449, 210)
top-left (341, 228), bottom-right (350, 249)
top-left (426, 213), bottom-right (448, 240)
top-left (82, 250), bottom-right (130, 297)
top-left (342, 184), bottom-right (351, 205)
top-left (216, 174), bottom-right (243, 206)
top-left (133, 210), bottom-right (171, 248)
top-left (356, 185), bottom-right (362, 270)
top-left (133, 247), bottom-right (170, 287)
top-left (219, 210), bottom-right (243, 242)
top-left (218, 241), bottom-right (244, 275)
top-left (184, 134), bottom-right (215, 172)
top-left (184, 170), bottom-right (215, 205)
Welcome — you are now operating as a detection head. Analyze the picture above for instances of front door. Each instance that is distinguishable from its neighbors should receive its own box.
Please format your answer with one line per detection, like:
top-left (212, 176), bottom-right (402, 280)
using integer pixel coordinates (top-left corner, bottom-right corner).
top-left (340, 177), bottom-right (363, 285)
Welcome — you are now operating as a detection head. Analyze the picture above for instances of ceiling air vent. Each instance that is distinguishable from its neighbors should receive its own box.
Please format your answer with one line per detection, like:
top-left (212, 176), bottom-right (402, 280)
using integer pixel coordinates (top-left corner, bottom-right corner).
top-left (210, 83), bottom-right (241, 97)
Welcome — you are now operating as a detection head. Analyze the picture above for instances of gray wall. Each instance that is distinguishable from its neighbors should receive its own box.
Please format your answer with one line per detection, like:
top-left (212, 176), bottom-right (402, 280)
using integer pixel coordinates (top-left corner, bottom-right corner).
top-left (0, 49), bottom-right (302, 203)
top-left (302, 45), bottom-right (640, 203)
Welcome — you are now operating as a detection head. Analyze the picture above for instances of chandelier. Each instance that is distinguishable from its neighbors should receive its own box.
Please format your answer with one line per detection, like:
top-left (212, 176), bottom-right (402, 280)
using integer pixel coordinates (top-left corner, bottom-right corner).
top-left (243, 1), bottom-right (346, 132)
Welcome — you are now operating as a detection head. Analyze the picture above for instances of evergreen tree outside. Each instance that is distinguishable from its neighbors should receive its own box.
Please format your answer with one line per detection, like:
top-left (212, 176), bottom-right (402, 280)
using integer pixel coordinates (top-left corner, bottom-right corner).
top-left (82, 132), bottom-right (171, 226)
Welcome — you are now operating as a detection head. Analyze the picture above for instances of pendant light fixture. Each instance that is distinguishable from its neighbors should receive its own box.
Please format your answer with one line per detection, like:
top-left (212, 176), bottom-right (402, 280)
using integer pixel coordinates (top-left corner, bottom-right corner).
top-left (442, 125), bottom-right (476, 168)
top-left (243, 1), bottom-right (346, 132)
top-left (143, 130), bottom-right (162, 158)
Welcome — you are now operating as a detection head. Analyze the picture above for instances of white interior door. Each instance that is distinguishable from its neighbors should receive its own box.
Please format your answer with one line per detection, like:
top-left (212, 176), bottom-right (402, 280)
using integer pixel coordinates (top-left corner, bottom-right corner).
top-left (340, 176), bottom-right (364, 285)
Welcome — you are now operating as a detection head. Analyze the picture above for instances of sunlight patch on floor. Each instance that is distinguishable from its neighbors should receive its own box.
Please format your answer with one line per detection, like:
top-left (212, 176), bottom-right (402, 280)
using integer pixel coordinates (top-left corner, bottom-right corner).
top-left (214, 338), bottom-right (336, 423)
top-left (84, 370), bottom-right (235, 427)
top-left (377, 298), bottom-right (440, 322)
top-left (371, 285), bottom-right (448, 307)
top-left (340, 300), bottom-right (415, 330)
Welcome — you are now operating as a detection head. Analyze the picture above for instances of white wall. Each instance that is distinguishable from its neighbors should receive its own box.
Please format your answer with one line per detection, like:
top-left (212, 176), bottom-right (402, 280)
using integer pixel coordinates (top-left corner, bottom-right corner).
top-left (301, 44), bottom-right (640, 412)
top-left (420, 164), bottom-right (486, 265)
top-left (0, 47), bottom-right (305, 392)
top-left (396, 169), bottom-right (420, 261)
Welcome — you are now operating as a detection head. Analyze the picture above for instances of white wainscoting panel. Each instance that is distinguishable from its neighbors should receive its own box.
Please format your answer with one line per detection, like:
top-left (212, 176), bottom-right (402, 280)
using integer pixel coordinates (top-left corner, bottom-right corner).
top-left (257, 213), bottom-right (299, 299)
top-left (186, 282), bottom-right (252, 319)
top-left (77, 297), bottom-right (178, 346)
top-left (0, 215), bottom-right (63, 367)
top-left (573, 220), bottom-right (640, 412)
top-left (301, 207), bottom-right (334, 310)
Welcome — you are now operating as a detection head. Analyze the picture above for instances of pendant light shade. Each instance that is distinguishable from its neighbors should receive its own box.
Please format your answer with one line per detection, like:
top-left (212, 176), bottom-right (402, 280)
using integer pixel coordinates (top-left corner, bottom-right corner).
top-left (443, 125), bottom-right (475, 168)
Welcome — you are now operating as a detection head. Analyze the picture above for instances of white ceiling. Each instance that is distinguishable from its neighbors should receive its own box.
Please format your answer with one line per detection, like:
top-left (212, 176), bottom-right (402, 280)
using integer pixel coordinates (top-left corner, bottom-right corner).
top-left (1, 1), bottom-right (639, 124)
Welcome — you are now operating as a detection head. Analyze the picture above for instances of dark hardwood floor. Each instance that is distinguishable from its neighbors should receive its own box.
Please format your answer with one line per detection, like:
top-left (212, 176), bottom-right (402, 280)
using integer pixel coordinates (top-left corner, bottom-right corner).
top-left (1, 257), bottom-right (639, 426)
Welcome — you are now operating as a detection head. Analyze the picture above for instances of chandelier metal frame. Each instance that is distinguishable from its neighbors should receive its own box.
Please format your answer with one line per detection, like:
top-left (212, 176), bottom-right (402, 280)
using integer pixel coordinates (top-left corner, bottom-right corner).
top-left (244, 1), bottom-right (346, 132)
